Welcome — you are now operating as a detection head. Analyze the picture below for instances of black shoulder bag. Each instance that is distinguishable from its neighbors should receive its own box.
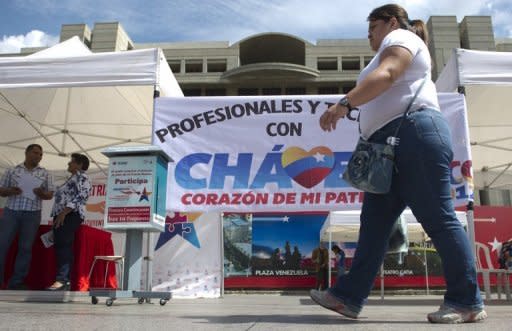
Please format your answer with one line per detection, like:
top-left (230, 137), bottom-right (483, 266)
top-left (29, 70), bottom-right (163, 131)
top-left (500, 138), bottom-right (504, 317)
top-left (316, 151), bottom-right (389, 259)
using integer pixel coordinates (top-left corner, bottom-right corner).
top-left (342, 77), bottom-right (427, 194)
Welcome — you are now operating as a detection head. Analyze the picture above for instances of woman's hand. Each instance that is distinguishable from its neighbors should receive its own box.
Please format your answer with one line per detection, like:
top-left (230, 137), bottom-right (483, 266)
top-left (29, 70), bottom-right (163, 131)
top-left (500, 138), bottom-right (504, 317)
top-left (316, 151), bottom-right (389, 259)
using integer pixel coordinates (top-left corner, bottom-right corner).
top-left (319, 103), bottom-right (349, 132)
top-left (54, 213), bottom-right (66, 228)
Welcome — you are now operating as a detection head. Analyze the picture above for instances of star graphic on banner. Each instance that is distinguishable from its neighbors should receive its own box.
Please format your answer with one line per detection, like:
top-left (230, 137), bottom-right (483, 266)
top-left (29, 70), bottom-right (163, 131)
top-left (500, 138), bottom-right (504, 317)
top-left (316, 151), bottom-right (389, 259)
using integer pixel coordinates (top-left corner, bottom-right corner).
top-left (488, 237), bottom-right (502, 254)
top-left (282, 216), bottom-right (289, 223)
top-left (138, 187), bottom-right (152, 202)
top-left (313, 152), bottom-right (325, 163)
top-left (155, 212), bottom-right (201, 250)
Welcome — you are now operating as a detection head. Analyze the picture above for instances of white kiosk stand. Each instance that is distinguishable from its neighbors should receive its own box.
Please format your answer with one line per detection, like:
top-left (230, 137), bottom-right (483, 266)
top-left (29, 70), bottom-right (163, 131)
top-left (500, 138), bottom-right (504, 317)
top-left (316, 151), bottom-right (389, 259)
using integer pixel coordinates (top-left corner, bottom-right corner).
top-left (89, 145), bottom-right (172, 306)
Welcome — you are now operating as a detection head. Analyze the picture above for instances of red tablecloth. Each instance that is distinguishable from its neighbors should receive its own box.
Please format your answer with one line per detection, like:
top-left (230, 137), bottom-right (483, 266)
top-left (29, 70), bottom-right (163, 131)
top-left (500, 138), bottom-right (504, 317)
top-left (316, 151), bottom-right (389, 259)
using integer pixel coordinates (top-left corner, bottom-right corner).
top-left (3, 224), bottom-right (117, 291)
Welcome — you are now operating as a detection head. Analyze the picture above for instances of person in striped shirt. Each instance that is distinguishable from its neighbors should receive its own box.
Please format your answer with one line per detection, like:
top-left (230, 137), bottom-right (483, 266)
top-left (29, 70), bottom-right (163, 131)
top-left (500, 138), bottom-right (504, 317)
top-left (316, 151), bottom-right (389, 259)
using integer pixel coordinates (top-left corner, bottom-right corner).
top-left (0, 144), bottom-right (54, 290)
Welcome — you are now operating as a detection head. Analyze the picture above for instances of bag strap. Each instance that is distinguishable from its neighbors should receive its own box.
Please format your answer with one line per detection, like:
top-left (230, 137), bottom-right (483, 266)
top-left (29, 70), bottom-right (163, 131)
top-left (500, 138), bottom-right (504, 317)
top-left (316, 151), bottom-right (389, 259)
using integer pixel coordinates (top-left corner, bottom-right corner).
top-left (358, 75), bottom-right (428, 137)
top-left (390, 75), bottom-right (428, 138)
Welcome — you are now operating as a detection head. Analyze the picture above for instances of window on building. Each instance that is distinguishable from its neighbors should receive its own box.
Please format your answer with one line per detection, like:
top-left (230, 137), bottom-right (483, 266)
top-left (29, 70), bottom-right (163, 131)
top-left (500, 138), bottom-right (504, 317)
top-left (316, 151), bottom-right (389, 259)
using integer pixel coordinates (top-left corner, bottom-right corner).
top-left (205, 88), bottom-right (226, 96)
top-left (341, 56), bottom-right (360, 71)
top-left (207, 59), bottom-right (227, 72)
top-left (262, 88), bottom-right (282, 95)
top-left (364, 56), bottom-right (373, 67)
top-left (185, 59), bottom-right (203, 73)
top-left (317, 87), bottom-right (339, 95)
top-left (183, 88), bottom-right (202, 96)
top-left (342, 84), bottom-right (356, 94)
top-left (317, 57), bottom-right (338, 70)
top-left (238, 88), bottom-right (259, 96)
top-left (285, 87), bottom-right (306, 95)
top-left (168, 60), bottom-right (181, 74)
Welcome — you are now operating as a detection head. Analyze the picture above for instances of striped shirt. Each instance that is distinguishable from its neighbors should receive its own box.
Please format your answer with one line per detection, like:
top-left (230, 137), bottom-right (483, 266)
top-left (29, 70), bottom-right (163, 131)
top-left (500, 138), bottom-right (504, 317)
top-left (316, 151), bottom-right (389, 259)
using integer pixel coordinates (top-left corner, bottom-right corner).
top-left (0, 163), bottom-right (54, 211)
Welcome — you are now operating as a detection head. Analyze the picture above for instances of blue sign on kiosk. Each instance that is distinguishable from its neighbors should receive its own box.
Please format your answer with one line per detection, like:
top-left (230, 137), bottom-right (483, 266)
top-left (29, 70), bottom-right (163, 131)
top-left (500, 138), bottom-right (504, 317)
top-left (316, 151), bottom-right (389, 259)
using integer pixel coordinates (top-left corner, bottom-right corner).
top-left (89, 145), bottom-right (172, 306)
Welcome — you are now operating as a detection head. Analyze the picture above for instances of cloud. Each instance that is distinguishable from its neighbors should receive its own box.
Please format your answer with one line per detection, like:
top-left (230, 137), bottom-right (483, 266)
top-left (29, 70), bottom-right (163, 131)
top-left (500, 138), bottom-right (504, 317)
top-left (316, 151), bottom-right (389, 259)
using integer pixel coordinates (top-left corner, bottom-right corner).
top-left (0, 30), bottom-right (59, 54)
top-left (482, 0), bottom-right (512, 37)
top-left (3, 0), bottom-right (511, 47)
top-left (141, 0), bottom-right (512, 42)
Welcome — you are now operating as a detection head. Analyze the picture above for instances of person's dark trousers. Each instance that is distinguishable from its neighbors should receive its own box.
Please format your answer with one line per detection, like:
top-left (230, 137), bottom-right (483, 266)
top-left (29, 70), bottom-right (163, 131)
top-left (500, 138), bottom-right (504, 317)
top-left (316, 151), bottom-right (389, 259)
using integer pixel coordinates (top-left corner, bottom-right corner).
top-left (53, 212), bottom-right (83, 283)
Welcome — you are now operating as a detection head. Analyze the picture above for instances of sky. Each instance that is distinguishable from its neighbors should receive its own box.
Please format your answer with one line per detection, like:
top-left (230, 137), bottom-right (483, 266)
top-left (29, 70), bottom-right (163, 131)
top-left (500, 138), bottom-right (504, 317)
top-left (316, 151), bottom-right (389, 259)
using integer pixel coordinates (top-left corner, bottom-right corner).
top-left (1, 0), bottom-right (511, 54)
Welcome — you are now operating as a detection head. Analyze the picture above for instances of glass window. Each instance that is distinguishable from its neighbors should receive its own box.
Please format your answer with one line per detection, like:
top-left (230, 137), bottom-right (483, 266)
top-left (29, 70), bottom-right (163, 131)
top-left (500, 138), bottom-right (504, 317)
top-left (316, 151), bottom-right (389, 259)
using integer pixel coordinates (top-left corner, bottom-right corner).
top-left (342, 85), bottom-right (355, 94)
top-left (207, 59), bottom-right (227, 72)
top-left (238, 88), bottom-right (259, 96)
top-left (168, 60), bottom-right (181, 74)
top-left (342, 56), bottom-right (360, 71)
top-left (183, 88), bottom-right (202, 96)
top-left (317, 57), bottom-right (338, 70)
top-left (205, 88), bottom-right (226, 96)
top-left (317, 87), bottom-right (339, 95)
top-left (185, 59), bottom-right (203, 73)
top-left (364, 56), bottom-right (373, 67)
top-left (285, 87), bottom-right (306, 95)
top-left (262, 88), bottom-right (281, 95)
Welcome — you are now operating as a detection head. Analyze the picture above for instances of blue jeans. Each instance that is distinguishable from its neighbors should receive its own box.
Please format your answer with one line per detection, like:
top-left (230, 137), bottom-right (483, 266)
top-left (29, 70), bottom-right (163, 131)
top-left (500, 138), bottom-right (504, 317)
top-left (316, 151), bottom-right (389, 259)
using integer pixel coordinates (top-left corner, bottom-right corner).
top-left (53, 211), bottom-right (83, 283)
top-left (330, 108), bottom-right (483, 312)
top-left (0, 208), bottom-right (41, 287)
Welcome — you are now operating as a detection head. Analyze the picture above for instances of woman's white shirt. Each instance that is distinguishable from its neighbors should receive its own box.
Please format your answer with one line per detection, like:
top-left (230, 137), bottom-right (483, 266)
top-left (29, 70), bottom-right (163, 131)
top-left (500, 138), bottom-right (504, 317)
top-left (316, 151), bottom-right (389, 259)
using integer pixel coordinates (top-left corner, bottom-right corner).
top-left (357, 29), bottom-right (440, 139)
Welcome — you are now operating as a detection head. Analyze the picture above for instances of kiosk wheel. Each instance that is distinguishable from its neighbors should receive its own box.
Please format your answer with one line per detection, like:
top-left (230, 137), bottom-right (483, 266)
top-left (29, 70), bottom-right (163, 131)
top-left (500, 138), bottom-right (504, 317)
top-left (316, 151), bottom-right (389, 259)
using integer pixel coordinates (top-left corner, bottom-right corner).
top-left (159, 299), bottom-right (168, 306)
top-left (138, 297), bottom-right (145, 304)
top-left (106, 298), bottom-right (114, 306)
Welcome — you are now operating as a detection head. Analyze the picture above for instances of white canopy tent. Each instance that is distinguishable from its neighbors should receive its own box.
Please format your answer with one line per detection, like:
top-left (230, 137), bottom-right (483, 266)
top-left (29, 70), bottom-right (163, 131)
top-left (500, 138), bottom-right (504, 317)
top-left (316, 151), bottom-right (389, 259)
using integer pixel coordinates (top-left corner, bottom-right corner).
top-left (436, 48), bottom-right (512, 191)
top-left (321, 209), bottom-right (468, 243)
top-left (0, 36), bottom-right (183, 179)
top-left (320, 209), bottom-right (468, 297)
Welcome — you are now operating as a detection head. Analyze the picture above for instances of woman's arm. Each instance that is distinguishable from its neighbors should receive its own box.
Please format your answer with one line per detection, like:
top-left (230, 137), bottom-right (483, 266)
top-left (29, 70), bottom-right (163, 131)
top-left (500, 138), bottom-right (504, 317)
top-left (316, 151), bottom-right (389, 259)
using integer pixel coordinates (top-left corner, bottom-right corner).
top-left (319, 46), bottom-right (414, 132)
top-left (346, 46), bottom-right (413, 107)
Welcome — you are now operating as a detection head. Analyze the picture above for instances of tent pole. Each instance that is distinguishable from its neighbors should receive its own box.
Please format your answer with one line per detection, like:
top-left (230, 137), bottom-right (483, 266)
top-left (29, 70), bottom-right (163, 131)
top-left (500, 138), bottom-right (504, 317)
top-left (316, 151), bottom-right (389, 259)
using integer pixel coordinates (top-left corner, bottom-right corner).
top-left (220, 212), bottom-right (225, 298)
top-left (380, 263), bottom-right (384, 300)
top-left (328, 228), bottom-right (332, 287)
top-left (144, 231), bottom-right (153, 300)
top-left (424, 242), bottom-right (429, 295)
top-left (466, 201), bottom-right (477, 260)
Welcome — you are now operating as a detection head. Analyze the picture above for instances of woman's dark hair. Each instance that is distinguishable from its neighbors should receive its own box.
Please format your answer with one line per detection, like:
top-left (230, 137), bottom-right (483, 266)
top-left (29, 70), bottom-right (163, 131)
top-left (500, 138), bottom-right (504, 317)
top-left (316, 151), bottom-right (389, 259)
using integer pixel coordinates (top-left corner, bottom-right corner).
top-left (331, 245), bottom-right (341, 252)
top-left (368, 4), bottom-right (428, 44)
top-left (71, 153), bottom-right (90, 171)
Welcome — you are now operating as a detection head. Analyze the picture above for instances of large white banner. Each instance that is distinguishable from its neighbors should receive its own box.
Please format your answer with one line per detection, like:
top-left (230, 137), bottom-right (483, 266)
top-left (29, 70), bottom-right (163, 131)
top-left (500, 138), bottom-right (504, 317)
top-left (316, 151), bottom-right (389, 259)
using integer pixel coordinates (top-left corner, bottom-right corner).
top-left (153, 94), bottom-right (473, 212)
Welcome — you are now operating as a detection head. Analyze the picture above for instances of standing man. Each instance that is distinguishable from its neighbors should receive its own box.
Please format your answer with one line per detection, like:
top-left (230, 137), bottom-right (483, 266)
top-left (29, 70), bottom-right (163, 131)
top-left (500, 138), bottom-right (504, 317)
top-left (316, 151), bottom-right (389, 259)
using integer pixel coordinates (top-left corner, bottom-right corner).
top-left (0, 144), bottom-right (54, 290)
top-left (312, 244), bottom-right (329, 290)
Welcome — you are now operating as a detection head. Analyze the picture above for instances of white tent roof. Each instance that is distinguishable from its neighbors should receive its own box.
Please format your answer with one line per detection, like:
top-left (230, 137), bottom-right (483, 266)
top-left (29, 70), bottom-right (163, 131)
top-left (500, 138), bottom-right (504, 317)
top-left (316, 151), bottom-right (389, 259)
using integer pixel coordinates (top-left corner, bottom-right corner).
top-left (0, 37), bottom-right (183, 179)
top-left (435, 48), bottom-right (512, 189)
top-left (320, 209), bottom-right (468, 243)
top-left (436, 48), bottom-right (512, 92)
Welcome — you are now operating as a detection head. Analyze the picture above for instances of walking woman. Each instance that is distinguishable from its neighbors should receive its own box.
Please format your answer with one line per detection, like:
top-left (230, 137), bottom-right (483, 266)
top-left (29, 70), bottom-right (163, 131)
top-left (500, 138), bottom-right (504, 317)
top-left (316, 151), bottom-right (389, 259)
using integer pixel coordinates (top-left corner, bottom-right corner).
top-left (310, 4), bottom-right (486, 324)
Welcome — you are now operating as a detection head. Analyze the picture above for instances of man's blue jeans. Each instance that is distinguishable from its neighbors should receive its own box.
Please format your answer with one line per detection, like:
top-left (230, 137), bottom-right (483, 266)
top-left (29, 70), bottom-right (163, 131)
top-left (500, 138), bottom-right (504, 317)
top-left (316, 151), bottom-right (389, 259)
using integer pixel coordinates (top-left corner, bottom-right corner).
top-left (330, 108), bottom-right (483, 312)
top-left (0, 208), bottom-right (41, 287)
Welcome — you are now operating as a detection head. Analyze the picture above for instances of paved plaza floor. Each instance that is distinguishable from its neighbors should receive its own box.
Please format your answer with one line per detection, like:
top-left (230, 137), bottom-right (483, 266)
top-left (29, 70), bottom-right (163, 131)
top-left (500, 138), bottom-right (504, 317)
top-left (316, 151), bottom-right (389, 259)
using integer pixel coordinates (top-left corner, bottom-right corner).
top-left (0, 291), bottom-right (511, 330)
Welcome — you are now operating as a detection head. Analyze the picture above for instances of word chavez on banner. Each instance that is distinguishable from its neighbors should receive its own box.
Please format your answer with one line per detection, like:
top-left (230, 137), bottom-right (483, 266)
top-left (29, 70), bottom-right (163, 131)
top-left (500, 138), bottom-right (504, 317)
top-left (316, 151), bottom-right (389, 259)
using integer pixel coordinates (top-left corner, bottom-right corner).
top-left (152, 95), bottom-right (473, 212)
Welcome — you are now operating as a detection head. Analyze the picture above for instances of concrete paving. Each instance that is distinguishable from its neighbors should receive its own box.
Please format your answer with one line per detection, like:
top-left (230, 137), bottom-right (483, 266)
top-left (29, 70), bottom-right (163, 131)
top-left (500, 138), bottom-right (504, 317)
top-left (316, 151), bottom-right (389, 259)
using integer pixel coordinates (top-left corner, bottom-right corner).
top-left (0, 291), bottom-right (511, 330)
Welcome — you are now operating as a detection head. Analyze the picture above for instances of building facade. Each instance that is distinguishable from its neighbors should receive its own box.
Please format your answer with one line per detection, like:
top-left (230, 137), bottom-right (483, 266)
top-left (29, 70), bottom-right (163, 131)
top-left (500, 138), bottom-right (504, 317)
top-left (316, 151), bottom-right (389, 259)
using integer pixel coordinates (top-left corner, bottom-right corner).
top-left (8, 18), bottom-right (512, 205)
